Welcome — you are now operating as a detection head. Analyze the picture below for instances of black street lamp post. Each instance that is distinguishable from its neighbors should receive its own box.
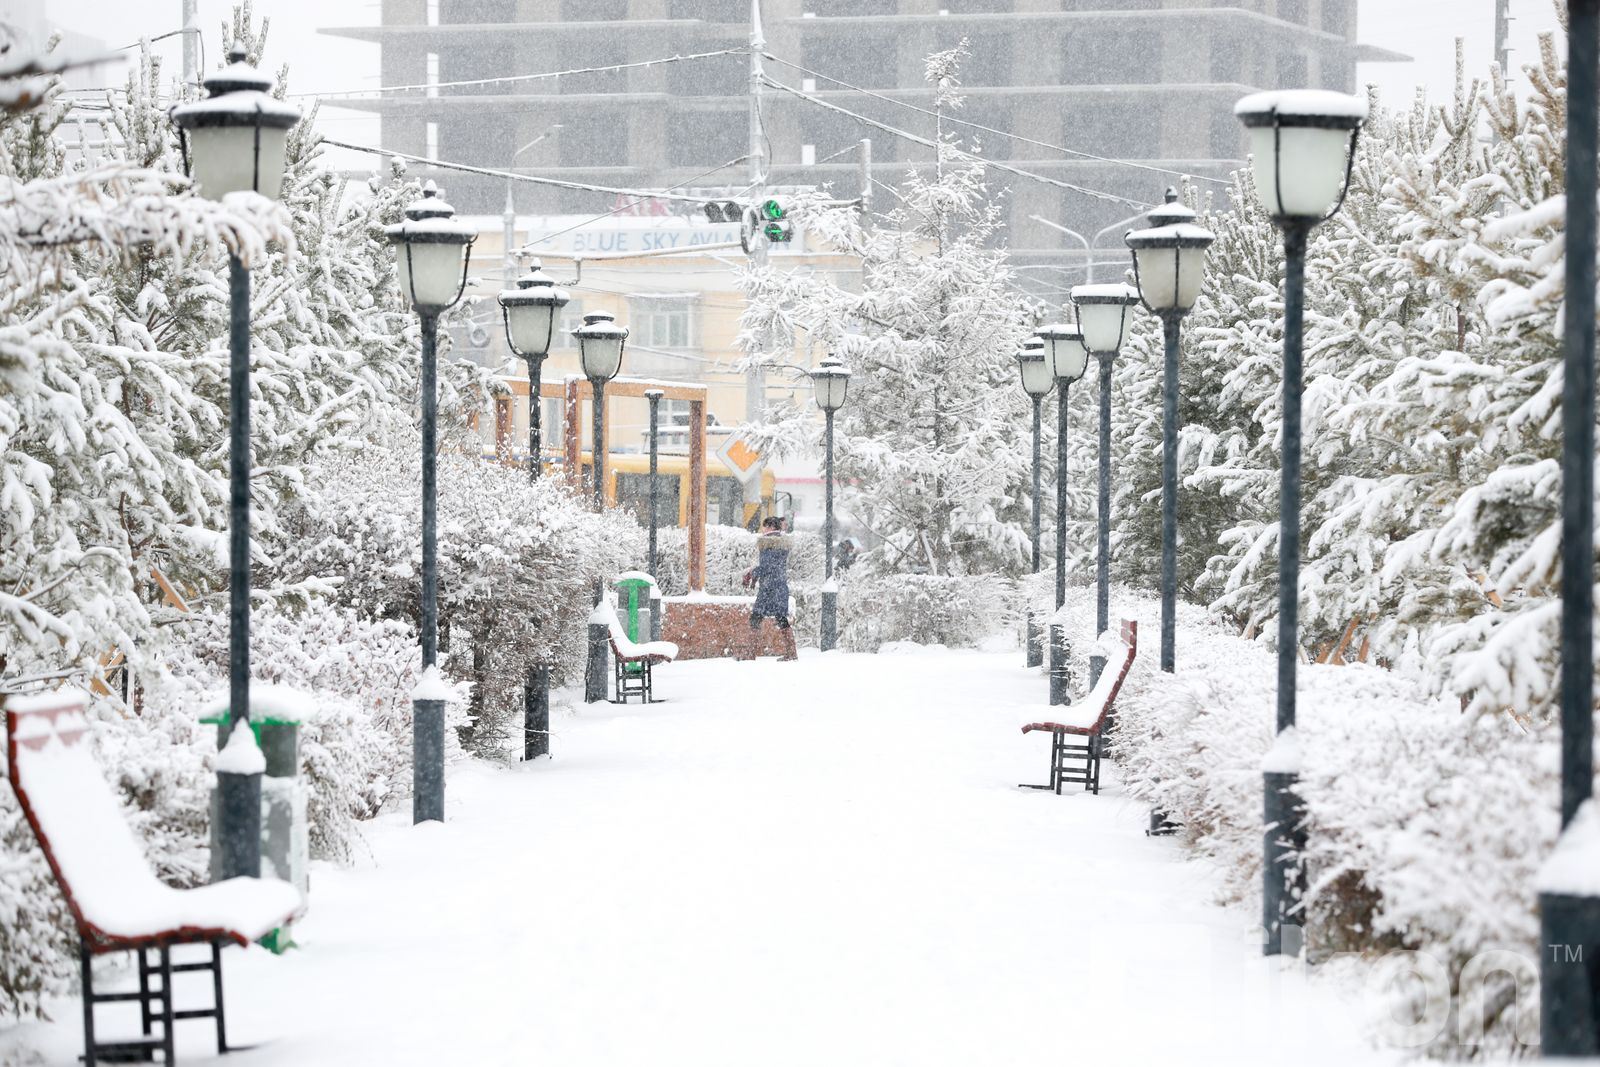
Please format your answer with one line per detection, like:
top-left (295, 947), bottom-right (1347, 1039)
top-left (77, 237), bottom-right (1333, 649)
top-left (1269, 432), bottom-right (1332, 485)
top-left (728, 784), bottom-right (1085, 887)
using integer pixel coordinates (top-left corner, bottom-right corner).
top-left (575, 312), bottom-right (629, 702)
top-left (498, 259), bottom-right (568, 762)
top-left (1069, 284), bottom-right (1140, 690)
top-left (811, 356), bottom-right (852, 652)
top-left (1541, 0), bottom-right (1600, 1053)
top-left (1036, 325), bottom-right (1089, 704)
top-left (1015, 341), bottom-right (1054, 670)
top-left (1235, 87), bottom-right (1365, 957)
top-left (385, 182), bottom-right (477, 824)
top-left (171, 45), bottom-right (299, 880)
top-left (1126, 190), bottom-right (1215, 674)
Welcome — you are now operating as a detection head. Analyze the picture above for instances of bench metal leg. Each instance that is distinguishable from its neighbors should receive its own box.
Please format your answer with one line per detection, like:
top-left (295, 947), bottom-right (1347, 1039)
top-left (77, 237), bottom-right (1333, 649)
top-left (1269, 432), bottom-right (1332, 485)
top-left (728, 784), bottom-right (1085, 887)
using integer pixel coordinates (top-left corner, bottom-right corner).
top-left (157, 947), bottom-right (175, 1064)
top-left (81, 943), bottom-right (97, 1067)
top-left (211, 940), bottom-right (228, 1054)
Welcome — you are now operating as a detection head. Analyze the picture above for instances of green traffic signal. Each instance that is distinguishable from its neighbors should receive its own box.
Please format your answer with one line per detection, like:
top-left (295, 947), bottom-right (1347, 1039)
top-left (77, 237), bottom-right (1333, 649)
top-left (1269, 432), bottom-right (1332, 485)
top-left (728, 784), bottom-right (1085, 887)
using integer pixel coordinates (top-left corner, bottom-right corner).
top-left (762, 198), bottom-right (786, 220)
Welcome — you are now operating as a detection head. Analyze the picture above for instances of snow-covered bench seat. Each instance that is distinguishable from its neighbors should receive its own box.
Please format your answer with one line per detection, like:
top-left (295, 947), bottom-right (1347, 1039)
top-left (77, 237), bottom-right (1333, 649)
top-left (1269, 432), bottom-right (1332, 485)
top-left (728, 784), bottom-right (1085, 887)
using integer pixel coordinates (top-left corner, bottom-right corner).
top-left (1017, 619), bottom-right (1138, 796)
top-left (601, 604), bottom-right (679, 704)
top-left (4, 688), bottom-right (304, 1065)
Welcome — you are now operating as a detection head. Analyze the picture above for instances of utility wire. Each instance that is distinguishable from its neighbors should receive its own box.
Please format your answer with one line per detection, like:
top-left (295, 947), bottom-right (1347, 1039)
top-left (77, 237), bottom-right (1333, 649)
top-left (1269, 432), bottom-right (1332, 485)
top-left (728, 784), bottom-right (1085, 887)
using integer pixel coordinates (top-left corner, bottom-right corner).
top-left (320, 137), bottom-right (748, 206)
top-left (761, 75), bottom-right (1154, 210)
top-left (519, 154), bottom-right (753, 253)
top-left (762, 52), bottom-right (1230, 188)
top-left (291, 48), bottom-right (747, 101)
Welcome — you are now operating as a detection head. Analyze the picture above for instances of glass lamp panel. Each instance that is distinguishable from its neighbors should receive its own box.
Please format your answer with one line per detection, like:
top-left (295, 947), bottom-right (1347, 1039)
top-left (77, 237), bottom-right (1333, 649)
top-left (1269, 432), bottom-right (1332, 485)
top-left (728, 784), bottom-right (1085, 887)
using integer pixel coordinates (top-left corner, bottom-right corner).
top-left (1134, 246), bottom-right (1180, 311)
top-left (580, 336), bottom-right (625, 380)
top-left (397, 241), bottom-right (468, 310)
top-left (1018, 354), bottom-right (1053, 397)
top-left (815, 372), bottom-right (849, 412)
top-left (507, 303), bottom-right (558, 357)
top-left (1049, 336), bottom-right (1089, 382)
top-left (1175, 244), bottom-right (1209, 310)
top-left (1247, 124), bottom-right (1353, 219)
top-left (186, 126), bottom-right (251, 200)
top-left (1077, 302), bottom-right (1130, 353)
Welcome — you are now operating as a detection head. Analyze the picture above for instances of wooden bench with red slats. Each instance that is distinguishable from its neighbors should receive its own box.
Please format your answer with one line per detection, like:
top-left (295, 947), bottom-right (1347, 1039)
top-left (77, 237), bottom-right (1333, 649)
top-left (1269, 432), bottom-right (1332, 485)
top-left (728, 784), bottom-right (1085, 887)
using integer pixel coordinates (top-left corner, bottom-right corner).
top-left (1019, 619), bottom-right (1138, 795)
top-left (606, 618), bottom-right (679, 704)
top-left (5, 688), bottom-right (303, 1065)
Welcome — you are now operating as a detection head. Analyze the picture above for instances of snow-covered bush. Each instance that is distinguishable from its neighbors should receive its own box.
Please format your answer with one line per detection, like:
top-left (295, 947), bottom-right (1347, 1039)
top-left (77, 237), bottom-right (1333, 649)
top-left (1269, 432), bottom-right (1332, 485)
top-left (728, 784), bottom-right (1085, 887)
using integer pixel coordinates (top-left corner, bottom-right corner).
top-left (839, 573), bottom-right (1016, 652)
top-left (736, 45), bottom-right (1038, 581)
top-left (266, 437), bottom-right (640, 756)
top-left (1113, 612), bottom-right (1554, 1058)
top-left (153, 604), bottom-right (457, 863)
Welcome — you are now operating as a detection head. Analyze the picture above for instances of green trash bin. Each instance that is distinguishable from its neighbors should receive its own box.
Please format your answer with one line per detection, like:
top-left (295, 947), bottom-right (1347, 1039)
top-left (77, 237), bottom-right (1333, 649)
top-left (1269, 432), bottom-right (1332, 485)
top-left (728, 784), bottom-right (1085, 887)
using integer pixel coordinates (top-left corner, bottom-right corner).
top-left (613, 571), bottom-right (659, 677)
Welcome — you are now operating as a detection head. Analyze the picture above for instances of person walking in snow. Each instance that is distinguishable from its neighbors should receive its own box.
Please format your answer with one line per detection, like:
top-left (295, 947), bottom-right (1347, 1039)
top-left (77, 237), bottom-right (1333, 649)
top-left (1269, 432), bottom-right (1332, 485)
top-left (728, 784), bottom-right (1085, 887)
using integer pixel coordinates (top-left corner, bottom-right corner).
top-left (740, 516), bottom-right (798, 661)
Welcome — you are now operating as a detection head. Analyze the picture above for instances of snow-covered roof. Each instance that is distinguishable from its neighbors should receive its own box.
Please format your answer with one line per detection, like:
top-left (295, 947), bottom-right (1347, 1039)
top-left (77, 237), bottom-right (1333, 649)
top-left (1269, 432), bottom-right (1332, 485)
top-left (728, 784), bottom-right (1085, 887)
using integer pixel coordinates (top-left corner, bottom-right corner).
top-left (1125, 222), bottom-right (1215, 249)
top-left (1071, 282), bottom-right (1139, 304)
top-left (1234, 89), bottom-right (1368, 127)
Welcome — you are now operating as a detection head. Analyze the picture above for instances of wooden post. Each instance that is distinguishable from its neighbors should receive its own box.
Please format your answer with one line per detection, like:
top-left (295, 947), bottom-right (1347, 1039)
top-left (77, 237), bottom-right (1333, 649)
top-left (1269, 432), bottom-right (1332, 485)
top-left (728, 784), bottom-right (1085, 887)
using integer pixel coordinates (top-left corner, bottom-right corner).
top-left (494, 397), bottom-right (512, 464)
top-left (688, 397), bottom-right (707, 593)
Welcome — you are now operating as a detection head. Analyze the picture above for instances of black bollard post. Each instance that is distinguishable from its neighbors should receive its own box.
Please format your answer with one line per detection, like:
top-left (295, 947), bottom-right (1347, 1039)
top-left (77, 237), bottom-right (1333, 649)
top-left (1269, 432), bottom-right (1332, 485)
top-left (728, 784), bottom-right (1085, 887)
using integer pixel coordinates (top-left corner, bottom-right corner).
top-left (524, 664), bottom-right (550, 761)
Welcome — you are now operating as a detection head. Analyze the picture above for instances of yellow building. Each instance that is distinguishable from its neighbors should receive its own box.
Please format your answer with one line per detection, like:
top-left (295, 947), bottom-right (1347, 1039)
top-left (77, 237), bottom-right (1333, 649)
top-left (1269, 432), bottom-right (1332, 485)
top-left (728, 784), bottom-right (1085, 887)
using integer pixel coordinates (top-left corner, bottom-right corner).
top-left (457, 206), bottom-right (859, 482)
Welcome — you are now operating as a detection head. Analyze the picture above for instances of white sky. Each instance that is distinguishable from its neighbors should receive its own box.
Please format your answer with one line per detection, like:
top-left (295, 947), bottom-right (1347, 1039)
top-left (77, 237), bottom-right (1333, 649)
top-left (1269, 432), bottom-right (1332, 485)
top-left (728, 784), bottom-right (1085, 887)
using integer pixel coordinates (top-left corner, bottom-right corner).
top-left (19, 0), bottom-right (1569, 175)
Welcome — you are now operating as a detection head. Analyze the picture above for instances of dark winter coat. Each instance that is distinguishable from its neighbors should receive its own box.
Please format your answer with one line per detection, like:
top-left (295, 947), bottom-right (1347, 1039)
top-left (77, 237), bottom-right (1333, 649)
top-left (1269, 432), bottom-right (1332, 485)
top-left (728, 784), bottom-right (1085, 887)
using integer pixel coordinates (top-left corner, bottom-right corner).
top-left (751, 533), bottom-right (792, 619)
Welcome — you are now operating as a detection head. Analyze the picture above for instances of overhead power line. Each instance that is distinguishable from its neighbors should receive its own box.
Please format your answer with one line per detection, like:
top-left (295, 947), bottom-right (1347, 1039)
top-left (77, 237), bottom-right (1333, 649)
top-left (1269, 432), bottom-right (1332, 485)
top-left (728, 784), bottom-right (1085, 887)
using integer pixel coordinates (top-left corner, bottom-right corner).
top-left (762, 52), bottom-right (1230, 188)
top-left (760, 76), bottom-right (1154, 211)
top-left (292, 48), bottom-right (748, 101)
top-left (320, 138), bottom-right (751, 205)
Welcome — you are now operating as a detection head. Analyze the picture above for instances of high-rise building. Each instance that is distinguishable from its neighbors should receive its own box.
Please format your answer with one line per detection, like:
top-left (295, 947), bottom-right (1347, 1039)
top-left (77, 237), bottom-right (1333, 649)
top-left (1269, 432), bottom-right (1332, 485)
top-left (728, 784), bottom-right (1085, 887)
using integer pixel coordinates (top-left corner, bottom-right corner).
top-left (326, 1), bottom-right (1400, 276)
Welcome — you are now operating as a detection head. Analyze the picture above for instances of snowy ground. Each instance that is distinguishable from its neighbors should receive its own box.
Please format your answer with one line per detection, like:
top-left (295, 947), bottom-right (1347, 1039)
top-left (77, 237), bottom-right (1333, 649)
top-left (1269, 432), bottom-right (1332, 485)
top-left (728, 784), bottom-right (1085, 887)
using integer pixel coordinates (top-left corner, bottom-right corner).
top-left (6, 647), bottom-right (1404, 1066)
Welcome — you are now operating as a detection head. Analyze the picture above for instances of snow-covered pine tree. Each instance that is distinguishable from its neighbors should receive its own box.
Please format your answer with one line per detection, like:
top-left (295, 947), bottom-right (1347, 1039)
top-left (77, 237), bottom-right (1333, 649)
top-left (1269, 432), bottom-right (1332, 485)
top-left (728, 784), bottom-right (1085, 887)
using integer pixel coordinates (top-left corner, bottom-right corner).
top-left (736, 45), bottom-right (1035, 581)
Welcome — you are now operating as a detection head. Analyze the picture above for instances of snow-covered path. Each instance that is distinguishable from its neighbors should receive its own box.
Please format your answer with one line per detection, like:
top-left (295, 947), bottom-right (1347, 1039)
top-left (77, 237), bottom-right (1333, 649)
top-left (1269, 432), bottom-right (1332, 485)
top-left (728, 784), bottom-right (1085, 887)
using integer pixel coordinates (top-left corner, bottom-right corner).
top-left (16, 648), bottom-right (1397, 1066)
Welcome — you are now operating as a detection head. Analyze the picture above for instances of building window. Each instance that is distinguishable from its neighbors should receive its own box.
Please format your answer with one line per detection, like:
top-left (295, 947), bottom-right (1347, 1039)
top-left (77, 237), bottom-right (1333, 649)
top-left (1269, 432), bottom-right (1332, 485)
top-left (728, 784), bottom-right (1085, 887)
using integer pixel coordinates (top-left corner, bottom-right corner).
top-left (1277, 51), bottom-right (1308, 87)
top-left (553, 300), bottom-right (585, 349)
top-left (563, 110), bottom-right (629, 167)
top-left (802, 34), bottom-right (898, 88)
top-left (667, 110), bottom-right (746, 168)
top-left (670, 0), bottom-right (745, 19)
top-left (630, 295), bottom-right (698, 350)
top-left (1277, 0), bottom-right (1308, 24)
top-left (1210, 37), bottom-right (1243, 83)
top-left (809, 0), bottom-right (895, 14)
top-left (1320, 0), bottom-right (1351, 36)
top-left (563, 0), bottom-right (627, 19)
top-left (440, 0), bottom-right (513, 21)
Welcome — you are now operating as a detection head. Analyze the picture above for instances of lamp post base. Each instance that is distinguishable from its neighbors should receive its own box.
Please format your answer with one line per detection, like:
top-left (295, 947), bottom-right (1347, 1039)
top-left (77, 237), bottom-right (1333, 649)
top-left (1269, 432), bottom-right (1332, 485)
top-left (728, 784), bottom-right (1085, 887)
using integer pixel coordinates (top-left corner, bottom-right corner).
top-left (413, 698), bottom-right (445, 824)
top-left (585, 622), bottom-right (609, 703)
top-left (1263, 769), bottom-right (1306, 957)
top-left (1540, 891), bottom-right (1600, 1054)
top-left (524, 665), bottom-right (550, 761)
top-left (215, 769), bottom-right (262, 880)
top-left (1025, 612), bottom-right (1042, 669)
top-left (821, 590), bottom-right (839, 652)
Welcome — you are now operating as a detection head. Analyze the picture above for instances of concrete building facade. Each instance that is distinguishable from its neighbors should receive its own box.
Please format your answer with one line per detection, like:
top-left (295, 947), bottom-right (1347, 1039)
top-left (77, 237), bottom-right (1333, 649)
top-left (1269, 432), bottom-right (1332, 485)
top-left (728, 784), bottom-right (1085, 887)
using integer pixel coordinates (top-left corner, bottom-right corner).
top-left (326, 0), bottom-right (1398, 271)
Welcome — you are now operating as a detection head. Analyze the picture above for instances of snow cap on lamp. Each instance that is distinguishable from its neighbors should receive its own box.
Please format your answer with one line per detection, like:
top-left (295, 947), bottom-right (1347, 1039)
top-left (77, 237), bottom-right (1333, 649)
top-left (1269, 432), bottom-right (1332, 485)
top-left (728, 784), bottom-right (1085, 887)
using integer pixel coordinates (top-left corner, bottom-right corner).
top-left (1016, 339), bottom-right (1053, 398)
top-left (169, 44), bottom-right (300, 202)
top-left (1034, 323), bottom-right (1089, 383)
top-left (811, 354), bottom-right (851, 413)
top-left (1234, 89), bottom-right (1367, 222)
top-left (1070, 283), bottom-right (1140, 354)
top-left (574, 311), bottom-right (629, 381)
top-left (498, 259), bottom-right (571, 359)
top-left (1126, 191), bottom-right (1216, 314)
top-left (385, 182), bottom-right (477, 312)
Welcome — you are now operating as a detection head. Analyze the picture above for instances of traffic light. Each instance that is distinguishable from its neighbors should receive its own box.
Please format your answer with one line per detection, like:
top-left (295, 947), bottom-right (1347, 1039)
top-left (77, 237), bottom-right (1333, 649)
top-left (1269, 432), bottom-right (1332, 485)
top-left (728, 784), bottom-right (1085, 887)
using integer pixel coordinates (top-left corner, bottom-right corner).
top-left (703, 200), bottom-right (742, 224)
top-left (760, 198), bottom-right (794, 243)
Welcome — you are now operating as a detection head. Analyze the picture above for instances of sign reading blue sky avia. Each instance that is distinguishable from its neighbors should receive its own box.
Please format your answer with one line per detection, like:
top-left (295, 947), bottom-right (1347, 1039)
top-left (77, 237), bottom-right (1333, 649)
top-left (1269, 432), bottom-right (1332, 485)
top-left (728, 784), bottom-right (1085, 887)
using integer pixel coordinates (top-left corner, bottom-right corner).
top-left (516, 218), bottom-right (743, 257)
